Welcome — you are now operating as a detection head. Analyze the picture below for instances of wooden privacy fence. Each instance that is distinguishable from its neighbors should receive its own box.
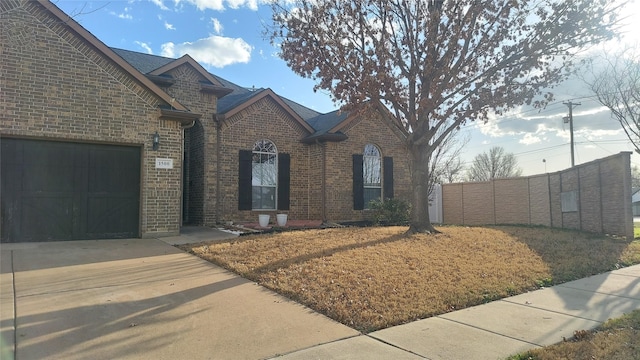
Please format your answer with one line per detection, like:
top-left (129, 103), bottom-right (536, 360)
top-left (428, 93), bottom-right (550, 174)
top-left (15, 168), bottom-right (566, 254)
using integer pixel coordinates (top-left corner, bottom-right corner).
top-left (440, 152), bottom-right (633, 239)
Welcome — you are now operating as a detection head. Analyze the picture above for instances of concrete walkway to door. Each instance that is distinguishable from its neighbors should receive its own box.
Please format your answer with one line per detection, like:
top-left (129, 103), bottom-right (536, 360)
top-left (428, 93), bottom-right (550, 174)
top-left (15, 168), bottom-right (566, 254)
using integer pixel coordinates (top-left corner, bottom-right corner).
top-left (0, 232), bottom-right (359, 360)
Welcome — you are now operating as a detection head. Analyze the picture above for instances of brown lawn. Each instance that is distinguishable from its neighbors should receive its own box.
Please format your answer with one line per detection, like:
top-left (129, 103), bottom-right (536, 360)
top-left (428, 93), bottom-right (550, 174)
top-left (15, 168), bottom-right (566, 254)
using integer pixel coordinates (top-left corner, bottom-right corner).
top-left (508, 309), bottom-right (640, 360)
top-left (178, 225), bottom-right (640, 333)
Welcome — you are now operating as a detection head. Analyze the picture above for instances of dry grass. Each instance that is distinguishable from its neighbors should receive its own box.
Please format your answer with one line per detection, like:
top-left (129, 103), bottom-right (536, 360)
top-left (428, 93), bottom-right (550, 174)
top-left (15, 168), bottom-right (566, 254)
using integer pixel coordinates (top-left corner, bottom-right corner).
top-left (178, 225), bottom-right (640, 332)
top-left (508, 309), bottom-right (640, 360)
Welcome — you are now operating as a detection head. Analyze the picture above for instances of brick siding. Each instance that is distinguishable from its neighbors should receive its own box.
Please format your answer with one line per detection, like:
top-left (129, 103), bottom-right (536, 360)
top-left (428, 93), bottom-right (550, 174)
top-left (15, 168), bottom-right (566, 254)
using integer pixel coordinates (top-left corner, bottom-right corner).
top-left (441, 152), bottom-right (633, 239)
top-left (1, 2), bottom-right (184, 237)
top-left (324, 110), bottom-right (410, 222)
top-left (217, 96), bottom-right (314, 224)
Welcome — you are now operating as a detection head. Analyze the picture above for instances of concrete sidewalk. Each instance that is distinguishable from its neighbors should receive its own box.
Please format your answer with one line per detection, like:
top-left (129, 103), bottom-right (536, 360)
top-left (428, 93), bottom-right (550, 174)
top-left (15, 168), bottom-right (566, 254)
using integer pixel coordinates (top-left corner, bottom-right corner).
top-left (1, 228), bottom-right (639, 360)
top-left (273, 265), bottom-right (640, 360)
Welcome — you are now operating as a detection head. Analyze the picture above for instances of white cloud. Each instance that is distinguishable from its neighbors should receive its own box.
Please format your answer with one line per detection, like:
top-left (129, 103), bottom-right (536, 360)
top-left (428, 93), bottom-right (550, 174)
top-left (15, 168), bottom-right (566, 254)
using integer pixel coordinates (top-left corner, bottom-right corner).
top-left (164, 21), bottom-right (176, 30)
top-left (227, 0), bottom-right (259, 10)
top-left (171, 0), bottom-right (260, 11)
top-left (211, 18), bottom-right (223, 34)
top-left (150, 0), bottom-right (170, 11)
top-left (519, 133), bottom-right (542, 145)
top-left (161, 42), bottom-right (175, 58)
top-left (135, 41), bottom-right (154, 54)
top-left (160, 36), bottom-right (252, 67)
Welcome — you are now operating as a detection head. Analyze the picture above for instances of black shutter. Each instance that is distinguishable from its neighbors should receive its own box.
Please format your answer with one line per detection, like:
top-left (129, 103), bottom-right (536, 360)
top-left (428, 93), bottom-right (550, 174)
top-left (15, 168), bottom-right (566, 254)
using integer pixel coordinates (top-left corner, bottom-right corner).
top-left (238, 150), bottom-right (252, 210)
top-left (383, 156), bottom-right (394, 199)
top-left (278, 153), bottom-right (290, 210)
top-left (353, 154), bottom-right (364, 210)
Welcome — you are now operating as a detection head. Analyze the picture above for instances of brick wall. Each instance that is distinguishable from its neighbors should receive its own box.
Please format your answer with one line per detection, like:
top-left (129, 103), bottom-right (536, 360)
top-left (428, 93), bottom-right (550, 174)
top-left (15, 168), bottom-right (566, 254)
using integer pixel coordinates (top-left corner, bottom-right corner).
top-left (441, 152), bottom-right (633, 238)
top-left (324, 109), bottom-right (410, 222)
top-left (217, 96), bottom-right (314, 223)
top-left (495, 178), bottom-right (530, 224)
top-left (215, 102), bottom-right (410, 224)
top-left (158, 64), bottom-right (219, 226)
top-left (1, 1), bottom-right (184, 237)
top-left (528, 175), bottom-right (551, 226)
top-left (461, 182), bottom-right (495, 225)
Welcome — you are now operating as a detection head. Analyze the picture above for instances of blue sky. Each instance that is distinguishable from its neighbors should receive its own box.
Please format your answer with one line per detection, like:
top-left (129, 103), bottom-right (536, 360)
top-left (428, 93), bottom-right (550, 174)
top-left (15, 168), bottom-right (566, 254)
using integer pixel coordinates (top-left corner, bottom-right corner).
top-left (54, 0), bottom-right (639, 176)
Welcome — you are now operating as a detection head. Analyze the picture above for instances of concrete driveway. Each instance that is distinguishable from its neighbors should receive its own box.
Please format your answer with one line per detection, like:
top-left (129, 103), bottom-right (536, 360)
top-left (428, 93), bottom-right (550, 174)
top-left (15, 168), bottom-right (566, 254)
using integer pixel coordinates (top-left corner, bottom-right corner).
top-left (0, 235), bottom-right (359, 360)
top-left (3, 228), bottom-right (640, 360)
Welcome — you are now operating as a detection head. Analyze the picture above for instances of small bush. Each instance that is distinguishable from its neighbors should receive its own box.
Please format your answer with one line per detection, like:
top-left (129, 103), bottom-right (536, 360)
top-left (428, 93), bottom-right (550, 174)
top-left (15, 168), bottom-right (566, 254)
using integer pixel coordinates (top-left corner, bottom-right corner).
top-left (368, 198), bottom-right (410, 226)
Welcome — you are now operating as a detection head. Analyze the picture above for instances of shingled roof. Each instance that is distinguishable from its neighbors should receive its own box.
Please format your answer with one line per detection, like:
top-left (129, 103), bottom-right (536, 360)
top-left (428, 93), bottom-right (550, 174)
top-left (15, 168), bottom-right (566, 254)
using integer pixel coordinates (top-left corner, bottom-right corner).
top-left (110, 47), bottom-right (352, 141)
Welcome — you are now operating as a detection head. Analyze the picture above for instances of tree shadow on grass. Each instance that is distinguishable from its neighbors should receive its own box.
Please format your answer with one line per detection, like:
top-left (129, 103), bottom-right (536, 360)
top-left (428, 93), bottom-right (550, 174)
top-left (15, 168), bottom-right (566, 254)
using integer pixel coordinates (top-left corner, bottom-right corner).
top-left (493, 225), bottom-right (635, 284)
top-left (250, 232), bottom-right (409, 275)
top-left (494, 225), bottom-right (640, 333)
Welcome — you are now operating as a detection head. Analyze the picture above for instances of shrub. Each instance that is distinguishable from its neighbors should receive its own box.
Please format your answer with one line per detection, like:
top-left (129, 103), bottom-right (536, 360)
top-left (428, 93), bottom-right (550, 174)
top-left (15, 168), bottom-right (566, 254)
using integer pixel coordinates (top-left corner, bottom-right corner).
top-left (368, 198), bottom-right (410, 226)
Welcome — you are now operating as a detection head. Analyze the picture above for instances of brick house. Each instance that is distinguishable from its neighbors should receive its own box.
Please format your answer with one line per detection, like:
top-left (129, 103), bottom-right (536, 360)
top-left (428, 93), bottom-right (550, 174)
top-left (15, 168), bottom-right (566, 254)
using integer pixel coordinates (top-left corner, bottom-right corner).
top-left (0, 0), bottom-right (410, 242)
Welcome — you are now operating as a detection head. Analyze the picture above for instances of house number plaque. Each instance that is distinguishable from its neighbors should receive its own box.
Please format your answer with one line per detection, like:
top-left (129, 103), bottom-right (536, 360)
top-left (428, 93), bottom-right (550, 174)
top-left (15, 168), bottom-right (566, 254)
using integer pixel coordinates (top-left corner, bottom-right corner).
top-left (155, 158), bottom-right (173, 169)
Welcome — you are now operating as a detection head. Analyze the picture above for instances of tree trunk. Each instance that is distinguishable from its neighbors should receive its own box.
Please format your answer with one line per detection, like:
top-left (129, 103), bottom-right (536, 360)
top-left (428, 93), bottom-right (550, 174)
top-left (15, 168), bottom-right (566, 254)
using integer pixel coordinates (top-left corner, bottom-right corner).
top-left (406, 142), bottom-right (439, 234)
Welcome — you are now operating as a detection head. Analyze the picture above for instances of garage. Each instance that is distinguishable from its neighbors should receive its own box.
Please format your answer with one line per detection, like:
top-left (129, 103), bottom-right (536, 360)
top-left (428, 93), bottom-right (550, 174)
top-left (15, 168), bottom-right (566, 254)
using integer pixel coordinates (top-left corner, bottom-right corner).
top-left (1, 138), bottom-right (141, 242)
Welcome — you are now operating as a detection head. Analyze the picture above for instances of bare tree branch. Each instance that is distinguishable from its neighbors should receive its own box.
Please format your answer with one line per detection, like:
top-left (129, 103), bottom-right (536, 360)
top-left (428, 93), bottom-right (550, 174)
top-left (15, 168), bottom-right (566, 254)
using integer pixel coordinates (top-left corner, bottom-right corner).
top-left (583, 47), bottom-right (640, 154)
top-left (268, 0), bottom-right (628, 234)
top-left (467, 146), bottom-right (522, 181)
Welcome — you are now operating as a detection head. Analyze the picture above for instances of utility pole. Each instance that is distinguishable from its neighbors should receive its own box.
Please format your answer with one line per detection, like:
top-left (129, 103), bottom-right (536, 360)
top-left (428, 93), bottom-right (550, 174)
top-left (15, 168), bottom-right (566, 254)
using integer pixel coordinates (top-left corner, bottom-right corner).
top-left (563, 101), bottom-right (580, 167)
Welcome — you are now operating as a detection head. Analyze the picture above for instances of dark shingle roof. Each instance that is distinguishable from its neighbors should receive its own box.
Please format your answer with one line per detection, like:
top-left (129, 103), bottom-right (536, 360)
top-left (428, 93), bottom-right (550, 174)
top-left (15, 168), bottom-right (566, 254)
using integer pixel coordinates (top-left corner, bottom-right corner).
top-left (217, 87), bottom-right (265, 114)
top-left (281, 97), bottom-right (322, 121)
top-left (111, 48), bottom-right (174, 74)
top-left (109, 47), bottom-right (351, 140)
top-left (305, 110), bottom-right (350, 134)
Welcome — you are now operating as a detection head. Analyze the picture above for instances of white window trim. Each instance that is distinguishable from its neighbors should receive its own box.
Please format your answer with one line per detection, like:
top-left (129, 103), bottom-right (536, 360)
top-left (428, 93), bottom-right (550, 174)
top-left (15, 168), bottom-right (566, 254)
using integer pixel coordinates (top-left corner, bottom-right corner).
top-left (363, 144), bottom-right (382, 209)
top-left (252, 139), bottom-right (278, 210)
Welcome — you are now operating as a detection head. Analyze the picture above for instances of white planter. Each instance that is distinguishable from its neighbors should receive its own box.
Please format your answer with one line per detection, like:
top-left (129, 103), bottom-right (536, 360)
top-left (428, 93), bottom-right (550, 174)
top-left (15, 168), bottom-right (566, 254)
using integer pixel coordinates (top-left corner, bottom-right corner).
top-left (276, 213), bottom-right (288, 227)
top-left (258, 214), bottom-right (270, 227)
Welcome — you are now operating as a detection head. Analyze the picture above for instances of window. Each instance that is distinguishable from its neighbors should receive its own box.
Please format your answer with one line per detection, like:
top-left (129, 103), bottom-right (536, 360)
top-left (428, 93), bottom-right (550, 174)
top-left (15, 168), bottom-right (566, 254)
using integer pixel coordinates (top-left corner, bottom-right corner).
top-left (353, 147), bottom-right (393, 211)
top-left (238, 147), bottom-right (289, 212)
top-left (252, 140), bottom-right (277, 210)
top-left (363, 144), bottom-right (381, 208)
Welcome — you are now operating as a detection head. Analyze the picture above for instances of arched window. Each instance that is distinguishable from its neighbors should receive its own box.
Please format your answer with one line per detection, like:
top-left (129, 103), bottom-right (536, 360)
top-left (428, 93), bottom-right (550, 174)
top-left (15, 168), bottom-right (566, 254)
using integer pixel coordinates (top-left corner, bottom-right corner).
top-left (363, 144), bottom-right (381, 207)
top-left (252, 139), bottom-right (277, 209)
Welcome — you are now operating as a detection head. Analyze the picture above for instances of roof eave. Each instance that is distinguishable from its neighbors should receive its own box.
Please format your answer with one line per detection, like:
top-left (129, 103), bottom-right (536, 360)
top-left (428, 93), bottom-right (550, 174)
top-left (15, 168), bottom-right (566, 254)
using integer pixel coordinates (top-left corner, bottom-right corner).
top-left (159, 108), bottom-right (202, 125)
top-left (201, 83), bottom-right (234, 98)
top-left (146, 74), bottom-right (176, 86)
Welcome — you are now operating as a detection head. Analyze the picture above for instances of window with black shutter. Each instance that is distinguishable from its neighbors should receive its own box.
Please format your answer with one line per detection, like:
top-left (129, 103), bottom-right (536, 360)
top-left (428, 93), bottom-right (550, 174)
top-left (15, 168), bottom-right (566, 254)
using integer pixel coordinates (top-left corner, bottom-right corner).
top-left (353, 146), bottom-right (394, 210)
top-left (383, 156), bottom-right (394, 199)
top-left (238, 150), bottom-right (252, 210)
top-left (353, 154), bottom-right (364, 210)
top-left (278, 153), bottom-right (290, 210)
top-left (238, 141), bottom-right (291, 211)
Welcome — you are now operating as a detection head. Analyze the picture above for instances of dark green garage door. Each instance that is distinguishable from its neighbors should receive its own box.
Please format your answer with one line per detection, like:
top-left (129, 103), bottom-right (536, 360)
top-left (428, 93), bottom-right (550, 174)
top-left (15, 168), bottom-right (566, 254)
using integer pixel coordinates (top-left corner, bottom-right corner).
top-left (1, 138), bottom-right (141, 242)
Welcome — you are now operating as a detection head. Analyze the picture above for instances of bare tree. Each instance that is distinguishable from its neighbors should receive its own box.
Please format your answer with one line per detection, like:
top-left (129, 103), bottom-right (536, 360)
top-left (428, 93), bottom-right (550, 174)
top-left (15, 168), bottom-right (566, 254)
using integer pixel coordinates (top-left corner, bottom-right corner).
top-left (584, 48), bottom-right (640, 154)
top-left (428, 130), bottom-right (469, 196)
top-left (269, 0), bottom-right (626, 233)
top-left (467, 146), bottom-right (522, 181)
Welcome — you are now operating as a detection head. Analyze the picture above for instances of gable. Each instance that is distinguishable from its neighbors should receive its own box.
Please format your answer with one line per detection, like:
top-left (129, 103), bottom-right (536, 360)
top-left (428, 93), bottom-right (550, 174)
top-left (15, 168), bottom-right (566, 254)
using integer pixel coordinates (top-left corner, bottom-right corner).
top-left (336, 106), bottom-right (408, 144)
top-left (8, 1), bottom-right (196, 114)
top-left (221, 95), bottom-right (314, 139)
top-left (219, 89), bottom-right (315, 136)
top-left (149, 55), bottom-right (225, 88)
